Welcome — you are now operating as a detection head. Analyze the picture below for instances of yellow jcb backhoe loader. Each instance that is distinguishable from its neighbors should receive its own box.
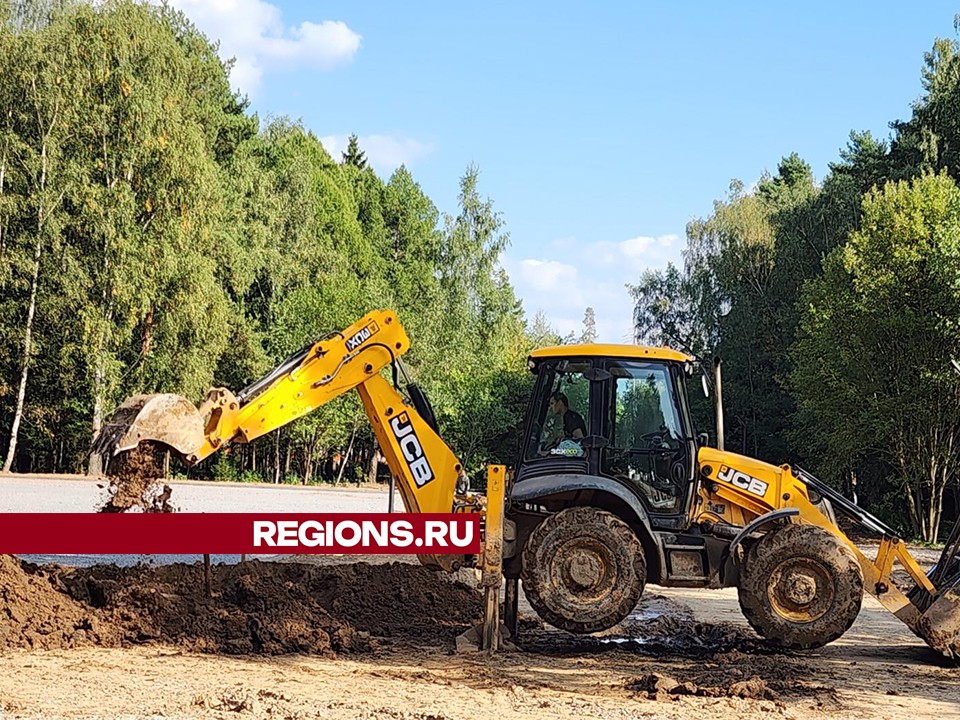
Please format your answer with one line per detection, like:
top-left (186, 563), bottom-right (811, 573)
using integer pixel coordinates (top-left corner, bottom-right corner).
top-left (91, 309), bottom-right (960, 658)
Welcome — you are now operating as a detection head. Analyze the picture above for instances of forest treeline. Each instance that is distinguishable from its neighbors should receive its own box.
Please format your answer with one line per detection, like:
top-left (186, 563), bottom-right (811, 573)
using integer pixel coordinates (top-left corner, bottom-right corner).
top-left (632, 20), bottom-right (960, 541)
top-left (0, 0), bottom-right (575, 488)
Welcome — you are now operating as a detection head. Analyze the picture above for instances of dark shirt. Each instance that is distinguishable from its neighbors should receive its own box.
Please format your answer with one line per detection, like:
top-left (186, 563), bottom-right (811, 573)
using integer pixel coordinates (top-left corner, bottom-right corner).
top-left (562, 408), bottom-right (587, 439)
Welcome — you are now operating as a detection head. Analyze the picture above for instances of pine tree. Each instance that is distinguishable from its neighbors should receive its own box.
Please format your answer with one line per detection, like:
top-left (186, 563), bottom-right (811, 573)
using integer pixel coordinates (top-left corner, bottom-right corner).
top-left (580, 307), bottom-right (597, 343)
top-left (341, 133), bottom-right (367, 169)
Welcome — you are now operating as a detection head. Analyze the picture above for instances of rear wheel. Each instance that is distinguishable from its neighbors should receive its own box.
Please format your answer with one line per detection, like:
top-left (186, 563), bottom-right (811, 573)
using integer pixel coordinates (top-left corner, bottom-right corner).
top-left (520, 506), bottom-right (646, 634)
top-left (738, 523), bottom-right (863, 649)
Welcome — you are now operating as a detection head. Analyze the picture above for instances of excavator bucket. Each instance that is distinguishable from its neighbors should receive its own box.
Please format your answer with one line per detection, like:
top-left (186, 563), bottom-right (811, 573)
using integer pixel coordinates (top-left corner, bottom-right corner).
top-left (90, 393), bottom-right (206, 465)
top-left (914, 522), bottom-right (960, 659)
top-left (917, 579), bottom-right (960, 659)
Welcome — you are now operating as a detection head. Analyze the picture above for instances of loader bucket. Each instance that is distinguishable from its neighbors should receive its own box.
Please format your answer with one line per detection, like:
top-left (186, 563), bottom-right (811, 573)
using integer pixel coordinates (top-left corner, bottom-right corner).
top-left (917, 580), bottom-right (960, 659)
top-left (90, 393), bottom-right (206, 464)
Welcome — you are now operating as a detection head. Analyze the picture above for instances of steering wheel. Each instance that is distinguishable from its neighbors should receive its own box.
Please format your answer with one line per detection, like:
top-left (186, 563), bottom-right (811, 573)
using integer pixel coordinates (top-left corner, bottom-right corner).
top-left (637, 431), bottom-right (667, 449)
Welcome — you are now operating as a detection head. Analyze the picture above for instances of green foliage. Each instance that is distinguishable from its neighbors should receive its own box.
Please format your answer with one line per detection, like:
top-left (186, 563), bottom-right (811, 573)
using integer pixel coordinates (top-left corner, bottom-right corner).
top-left (791, 172), bottom-right (960, 542)
top-left (580, 307), bottom-right (597, 344)
top-left (630, 19), bottom-right (960, 539)
top-left (0, 0), bottom-right (539, 489)
top-left (212, 454), bottom-right (238, 482)
top-left (341, 134), bottom-right (367, 169)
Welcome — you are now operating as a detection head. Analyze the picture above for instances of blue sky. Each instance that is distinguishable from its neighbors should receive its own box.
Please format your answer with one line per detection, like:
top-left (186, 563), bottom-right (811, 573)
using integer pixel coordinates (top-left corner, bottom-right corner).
top-left (171, 0), bottom-right (958, 342)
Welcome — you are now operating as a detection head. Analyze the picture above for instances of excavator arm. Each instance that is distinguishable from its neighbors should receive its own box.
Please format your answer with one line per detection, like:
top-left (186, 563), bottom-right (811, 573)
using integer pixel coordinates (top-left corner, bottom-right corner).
top-left (91, 310), bottom-right (509, 648)
top-left (92, 310), bottom-right (485, 517)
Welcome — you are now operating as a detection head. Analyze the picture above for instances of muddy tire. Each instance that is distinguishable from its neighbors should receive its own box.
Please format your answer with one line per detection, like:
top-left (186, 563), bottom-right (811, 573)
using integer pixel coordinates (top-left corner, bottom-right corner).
top-left (520, 506), bottom-right (646, 634)
top-left (738, 523), bottom-right (863, 649)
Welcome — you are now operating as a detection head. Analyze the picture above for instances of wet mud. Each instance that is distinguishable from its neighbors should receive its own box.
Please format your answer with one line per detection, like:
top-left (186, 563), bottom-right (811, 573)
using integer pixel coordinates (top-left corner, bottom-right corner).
top-left (513, 593), bottom-right (841, 708)
top-left (628, 664), bottom-right (839, 705)
top-left (515, 594), bottom-right (769, 659)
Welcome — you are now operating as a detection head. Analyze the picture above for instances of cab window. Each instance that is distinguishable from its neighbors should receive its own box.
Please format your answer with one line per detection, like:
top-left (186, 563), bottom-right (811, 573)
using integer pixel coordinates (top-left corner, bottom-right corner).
top-left (602, 361), bottom-right (687, 513)
top-left (610, 363), bottom-right (682, 450)
top-left (524, 359), bottom-right (592, 460)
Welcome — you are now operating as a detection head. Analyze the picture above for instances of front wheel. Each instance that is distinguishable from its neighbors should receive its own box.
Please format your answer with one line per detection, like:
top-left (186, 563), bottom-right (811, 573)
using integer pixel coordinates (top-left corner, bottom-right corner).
top-left (520, 506), bottom-right (646, 634)
top-left (738, 523), bottom-right (863, 649)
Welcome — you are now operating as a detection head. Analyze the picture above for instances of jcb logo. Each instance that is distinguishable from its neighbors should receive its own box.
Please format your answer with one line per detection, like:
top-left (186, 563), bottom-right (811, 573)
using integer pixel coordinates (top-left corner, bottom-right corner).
top-left (345, 321), bottom-right (379, 352)
top-left (716, 465), bottom-right (768, 497)
top-left (390, 412), bottom-right (434, 487)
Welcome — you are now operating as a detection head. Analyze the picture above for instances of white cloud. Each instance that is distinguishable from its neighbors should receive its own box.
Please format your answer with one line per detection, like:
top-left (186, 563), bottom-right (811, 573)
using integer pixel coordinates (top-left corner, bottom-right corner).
top-left (168, 0), bottom-right (361, 97)
top-left (504, 233), bottom-right (685, 344)
top-left (578, 234), bottom-right (681, 272)
top-left (319, 134), bottom-right (434, 175)
top-left (518, 259), bottom-right (578, 293)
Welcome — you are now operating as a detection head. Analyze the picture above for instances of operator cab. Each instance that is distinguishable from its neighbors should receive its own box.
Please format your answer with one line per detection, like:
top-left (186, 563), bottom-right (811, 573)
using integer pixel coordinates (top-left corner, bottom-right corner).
top-left (506, 342), bottom-right (708, 634)
top-left (514, 343), bottom-right (701, 527)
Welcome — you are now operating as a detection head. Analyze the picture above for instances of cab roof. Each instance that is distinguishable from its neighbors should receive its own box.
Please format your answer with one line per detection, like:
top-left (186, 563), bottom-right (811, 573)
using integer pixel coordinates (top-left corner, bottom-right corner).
top-left (528, 343), bottom-right (694, 364)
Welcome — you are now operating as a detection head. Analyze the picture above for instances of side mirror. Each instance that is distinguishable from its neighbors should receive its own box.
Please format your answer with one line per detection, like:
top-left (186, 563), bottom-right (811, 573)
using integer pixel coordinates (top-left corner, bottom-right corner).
top-left (697, 432), bottom-right (710, 448)
top-left (701, 371), bottom-right (710, 398)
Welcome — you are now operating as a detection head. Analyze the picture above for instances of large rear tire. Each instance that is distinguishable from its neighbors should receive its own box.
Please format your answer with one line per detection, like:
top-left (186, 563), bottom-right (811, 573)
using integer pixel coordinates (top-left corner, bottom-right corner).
top-left (520, 506), bottom-right (646, 634)
top-left (738, 523), bottom-right (863, 649)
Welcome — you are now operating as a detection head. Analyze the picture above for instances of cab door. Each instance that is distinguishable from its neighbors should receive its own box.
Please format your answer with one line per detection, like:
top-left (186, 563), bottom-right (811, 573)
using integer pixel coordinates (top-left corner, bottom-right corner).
top-left (598, 360), bottom-right (695, 527)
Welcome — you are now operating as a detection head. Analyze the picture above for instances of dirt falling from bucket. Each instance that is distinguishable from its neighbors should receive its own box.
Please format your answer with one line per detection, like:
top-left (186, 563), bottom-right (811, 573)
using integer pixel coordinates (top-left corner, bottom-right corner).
top-left (98, 441), bottom-right (174, 513)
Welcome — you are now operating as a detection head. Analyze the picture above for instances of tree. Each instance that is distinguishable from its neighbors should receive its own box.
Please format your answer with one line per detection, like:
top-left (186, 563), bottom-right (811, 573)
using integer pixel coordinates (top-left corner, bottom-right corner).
top-left (341, 133), bottom-right (367, 169)
top-left (580, 307), bottom-right (597, 344)
top-left (1, 17), bottom-right (70, 471)
top-left (629, 264), bottom-right (708, 355)
top-left (790, 171), bottom-right (960, 542)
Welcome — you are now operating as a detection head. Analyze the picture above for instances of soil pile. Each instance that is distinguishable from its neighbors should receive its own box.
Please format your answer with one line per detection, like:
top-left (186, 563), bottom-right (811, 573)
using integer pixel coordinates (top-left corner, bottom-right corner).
top-left (1, 556), bottom-right (482, 655)
top-left (98, 442), bottom-right (174, 513)
top-left (630, 671), bottom-right (778, 701)
top-left (0, 555), bottom-right (119, 650)
top-left (627, 648), bottom-right (840, 706)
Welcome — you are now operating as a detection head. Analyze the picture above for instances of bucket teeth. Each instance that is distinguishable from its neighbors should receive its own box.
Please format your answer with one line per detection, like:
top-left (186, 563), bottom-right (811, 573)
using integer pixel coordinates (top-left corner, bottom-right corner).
top-left (91, 399), bottom-right (152, 457)
top-left (89, 393), bottom-right (206, 465)
top-left (918, 584), bottom-right (960, 659)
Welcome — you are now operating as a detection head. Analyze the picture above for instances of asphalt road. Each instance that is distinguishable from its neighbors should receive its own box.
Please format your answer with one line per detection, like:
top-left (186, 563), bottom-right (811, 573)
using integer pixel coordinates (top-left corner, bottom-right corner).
top-left (1, 474), bottom-right (403, 567)
top-left (0, 474), bottom-right (400, 514)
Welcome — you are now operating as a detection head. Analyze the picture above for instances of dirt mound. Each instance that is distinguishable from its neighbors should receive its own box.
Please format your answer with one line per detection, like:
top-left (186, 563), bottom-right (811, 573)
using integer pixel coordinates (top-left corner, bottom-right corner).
top-left (0, 555), bottom-right (119, 650)
top-left (99, 442), bottom-right (174, 513)
top-left (629, 671), bottom-right (777, 700)
top-left (629, 664), bottom-right (838, 706)
top-left (1, 556), bottom-right (482, 655)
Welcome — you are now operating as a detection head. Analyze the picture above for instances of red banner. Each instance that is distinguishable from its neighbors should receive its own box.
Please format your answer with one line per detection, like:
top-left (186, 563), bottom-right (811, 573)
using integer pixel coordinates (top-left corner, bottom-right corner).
top-left (0, 513), bottom-right (481, 554)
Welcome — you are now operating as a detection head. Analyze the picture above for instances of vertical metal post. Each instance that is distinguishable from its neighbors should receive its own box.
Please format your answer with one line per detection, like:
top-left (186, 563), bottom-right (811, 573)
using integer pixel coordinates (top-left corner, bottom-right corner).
top-left (714, 356), bottom-right (725, 452)
top-left (388, 475), bottom-right (396, 513)
top-left (203, 554), bottom-right (212, 598)
top-left (481, 464), bottom-right (506, 651)
top-left (504, 577), bottom-right (519, 637)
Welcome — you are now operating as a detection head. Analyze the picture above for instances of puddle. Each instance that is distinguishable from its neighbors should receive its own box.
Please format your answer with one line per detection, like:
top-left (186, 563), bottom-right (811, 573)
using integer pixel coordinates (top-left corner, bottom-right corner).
top-left (518, 592), bottom-right (767, 659)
